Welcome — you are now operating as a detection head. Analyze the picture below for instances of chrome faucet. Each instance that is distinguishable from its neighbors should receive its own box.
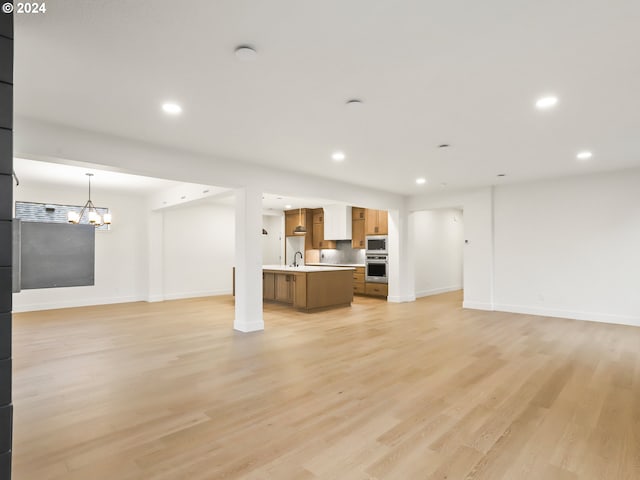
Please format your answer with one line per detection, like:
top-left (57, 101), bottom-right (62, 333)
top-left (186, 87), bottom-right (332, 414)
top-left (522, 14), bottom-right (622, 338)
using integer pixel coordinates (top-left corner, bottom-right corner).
top-left (293, 251), bottom-right (303, 267)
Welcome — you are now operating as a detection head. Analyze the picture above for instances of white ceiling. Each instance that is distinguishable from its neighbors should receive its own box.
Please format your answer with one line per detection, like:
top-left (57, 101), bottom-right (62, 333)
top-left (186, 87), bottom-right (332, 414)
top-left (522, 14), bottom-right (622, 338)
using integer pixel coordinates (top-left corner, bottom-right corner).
top-left (14, 0), bottom-right (640, 194)
top-left (15, 158), bottom-right (349, 214)
top-left (14, 158), bottom-right (181, 193)
top-left (208, 192), bottom-right (346, 213)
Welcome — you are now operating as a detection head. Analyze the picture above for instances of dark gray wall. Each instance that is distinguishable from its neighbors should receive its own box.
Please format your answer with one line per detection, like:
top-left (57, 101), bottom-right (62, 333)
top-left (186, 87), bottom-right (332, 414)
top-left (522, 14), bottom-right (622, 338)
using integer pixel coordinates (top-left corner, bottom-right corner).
top-left (0, 4), bottom-right (13, 479)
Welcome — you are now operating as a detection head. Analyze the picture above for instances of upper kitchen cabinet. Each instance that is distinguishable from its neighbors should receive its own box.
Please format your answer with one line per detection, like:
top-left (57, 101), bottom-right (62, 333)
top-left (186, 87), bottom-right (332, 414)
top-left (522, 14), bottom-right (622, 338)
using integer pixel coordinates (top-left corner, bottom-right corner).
top-left (285, 211), bottom-right (298, 236)
top-left (352, 207), bottom-right (365, 220)
top-left (351, 219), bottom-right (365, 248)
top-left (365, 209), bottom-right (388, 235)
top-left (352, 212), bottom-right (365, 249)
top-left (311, 208), bottom-right (336, 249)
top-left (285, 209), bottom-right (313, 250)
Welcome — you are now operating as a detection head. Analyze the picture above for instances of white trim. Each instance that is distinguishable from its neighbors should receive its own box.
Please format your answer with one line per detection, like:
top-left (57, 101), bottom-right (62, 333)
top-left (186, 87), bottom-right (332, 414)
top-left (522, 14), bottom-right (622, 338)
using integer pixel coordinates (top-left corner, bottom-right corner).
top-left (415, 285), bottom-right (462, 299)
top-left (234, 320), bottom-right (265, 333)
top-left (12, 295), bottom-right (146, 313)
top-left (146, 294), bottom-right (164, 303)
top-left (463, 301), bottom-right (494, 311)
top-left (493, 303), bottom-right (640, 328)
top-left (162, 289), bottom-right (232, 301)
top-left (387, 294), bottom-right (416, 303)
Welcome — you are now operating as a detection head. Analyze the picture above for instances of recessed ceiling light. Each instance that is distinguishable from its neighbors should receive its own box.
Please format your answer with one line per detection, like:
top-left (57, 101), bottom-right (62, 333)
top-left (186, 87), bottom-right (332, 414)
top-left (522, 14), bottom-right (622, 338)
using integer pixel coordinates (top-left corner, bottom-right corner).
top-left (438, 144), bottom-right (450, 149)
top-left (346, 99), bottom-right (363, 108)
top-left (234, 45), bottom-right (257, 61)
top-left (416, 177), bottom-right (427, 185)
top-left (576, 151), bottom-right (593, 160)
top-left (535, 96), bottom-right (558, 109)
top-left (162, 102), bottom-right (182, 115)
top-left (497, 173), bottom-right (506, 177)
top-left (285, 204), bottom-right (292, 209)
top-left (332, 151), bottom-right (346, 161)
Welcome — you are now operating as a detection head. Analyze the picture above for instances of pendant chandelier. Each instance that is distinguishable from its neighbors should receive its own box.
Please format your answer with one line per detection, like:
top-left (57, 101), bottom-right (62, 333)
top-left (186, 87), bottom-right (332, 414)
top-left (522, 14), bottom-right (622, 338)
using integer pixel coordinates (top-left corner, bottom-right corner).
top-left (67, 173), bottom-right (112, 226)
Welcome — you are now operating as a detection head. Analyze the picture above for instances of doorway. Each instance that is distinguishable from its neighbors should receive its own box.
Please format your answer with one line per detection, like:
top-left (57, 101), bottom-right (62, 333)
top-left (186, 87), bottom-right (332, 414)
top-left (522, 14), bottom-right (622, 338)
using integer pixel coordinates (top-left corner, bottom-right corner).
top-left (413, 208), bottom-right (464, 302)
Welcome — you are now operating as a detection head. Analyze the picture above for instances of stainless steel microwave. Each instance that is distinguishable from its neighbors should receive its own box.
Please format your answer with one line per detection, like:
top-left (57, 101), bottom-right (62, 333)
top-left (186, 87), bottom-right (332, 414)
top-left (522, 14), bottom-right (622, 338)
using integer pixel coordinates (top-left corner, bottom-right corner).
top-left (366, 235), bottom-right (388, 254)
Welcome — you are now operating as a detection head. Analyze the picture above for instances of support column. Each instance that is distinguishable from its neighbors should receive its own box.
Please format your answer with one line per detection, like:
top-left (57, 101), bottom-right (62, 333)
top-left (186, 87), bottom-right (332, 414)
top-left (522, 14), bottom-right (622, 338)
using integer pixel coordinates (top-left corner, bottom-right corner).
top-left (0, 8), bottom-right (13, 478)
top-left (234, 187), bottom-right (264, 332)
top-left (146, 210), bottom-right (164, 302)
top-left (387, 203), bottom-right (416, 303)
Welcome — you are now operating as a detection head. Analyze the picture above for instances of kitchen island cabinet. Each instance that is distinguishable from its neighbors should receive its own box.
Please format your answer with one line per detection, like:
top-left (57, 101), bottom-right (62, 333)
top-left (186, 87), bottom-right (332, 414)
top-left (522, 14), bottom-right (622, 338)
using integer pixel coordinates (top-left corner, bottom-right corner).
top-left (235, 266), bottom-right (355, 312)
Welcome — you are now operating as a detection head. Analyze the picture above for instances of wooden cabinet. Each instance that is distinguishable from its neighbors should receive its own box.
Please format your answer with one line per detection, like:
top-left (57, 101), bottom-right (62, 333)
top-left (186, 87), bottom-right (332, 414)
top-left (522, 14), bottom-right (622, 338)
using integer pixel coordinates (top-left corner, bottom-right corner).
top-left (264, 272), bottom-right (294, 304)
top-left (285, 209), bottom-right (314, 253)
top-left (311, 208), bottom-right (336, 249)
top-left (352, 208), bottom-right (365, 249)
top-left (365, 209), bottom-right (388, 235)
top-left (285, 211), bottom-right (299, 237)
top-left (353, 267), bottom-right (365, 295)
top-left (275, 274), bottom-right (294, 303)
top-left (377, 210), bottom-right (388, 235)
top-left (352, 207), bottom-right (365, 220)
top-left (263, 272), bottom-right (276, 300)
top-left (243, 269), bottom-right (355, 309)
top-left (292, 273), bottom-right (307, 309)
top-left (365, 282), bottom-right (388, 297)
top-left (312, 223), bottom-right (323, 249)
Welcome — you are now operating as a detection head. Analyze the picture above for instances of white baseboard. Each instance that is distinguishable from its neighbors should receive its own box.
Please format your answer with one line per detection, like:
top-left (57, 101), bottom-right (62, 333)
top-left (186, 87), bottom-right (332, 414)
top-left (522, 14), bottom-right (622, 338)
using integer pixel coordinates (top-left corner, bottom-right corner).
top-left (387, 295), bottom-right (416, 303)
top-left (416, 285), bottom-right (462, 299)
top-left (12, 295), bottom-right (146, 313)
top-left (162, 289), bottom-right (232, 301)
top-left (234, 320), bottom-right (265, 333)
top-left (462, 301), bottom-right (494, 311)
top-left (493, 303), bottom-right (640, 328)
top-left (13, 290), bottom-right (234, 313)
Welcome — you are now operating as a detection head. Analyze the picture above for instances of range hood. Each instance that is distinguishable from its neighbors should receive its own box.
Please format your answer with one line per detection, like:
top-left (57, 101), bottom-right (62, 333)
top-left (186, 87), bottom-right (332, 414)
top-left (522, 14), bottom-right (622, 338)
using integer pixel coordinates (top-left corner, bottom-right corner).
top-left (323, 205), bottom-right (352, 240)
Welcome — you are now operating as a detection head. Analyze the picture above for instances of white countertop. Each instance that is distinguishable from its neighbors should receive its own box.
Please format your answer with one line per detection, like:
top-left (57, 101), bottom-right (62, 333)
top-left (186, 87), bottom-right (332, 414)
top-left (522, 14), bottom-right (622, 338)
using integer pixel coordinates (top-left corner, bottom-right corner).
top-left (263, 265), bottom-right (355, 272)
top-left (306, 263), bottom-right (365, 268)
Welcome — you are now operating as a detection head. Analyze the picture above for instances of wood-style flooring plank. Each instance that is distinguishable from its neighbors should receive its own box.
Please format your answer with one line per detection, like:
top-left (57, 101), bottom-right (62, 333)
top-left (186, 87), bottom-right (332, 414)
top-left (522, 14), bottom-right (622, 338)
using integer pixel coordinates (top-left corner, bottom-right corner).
top-left (11, 291), bottom-right (640, 479)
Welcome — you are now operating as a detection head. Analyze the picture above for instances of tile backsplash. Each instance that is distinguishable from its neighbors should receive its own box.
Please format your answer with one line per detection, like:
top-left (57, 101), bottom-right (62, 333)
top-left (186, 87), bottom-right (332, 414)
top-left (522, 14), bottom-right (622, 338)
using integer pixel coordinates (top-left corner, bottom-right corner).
top-left (319, 240), bottom-right (366, 265)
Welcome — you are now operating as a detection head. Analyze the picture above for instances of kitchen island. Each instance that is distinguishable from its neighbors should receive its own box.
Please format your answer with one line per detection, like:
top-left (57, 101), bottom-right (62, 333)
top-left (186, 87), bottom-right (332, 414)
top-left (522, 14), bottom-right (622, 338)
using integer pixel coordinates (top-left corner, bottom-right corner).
top-left (263, 265), bottom-right (355, 312)
top-left (235, 265), bottom-right (355, 312)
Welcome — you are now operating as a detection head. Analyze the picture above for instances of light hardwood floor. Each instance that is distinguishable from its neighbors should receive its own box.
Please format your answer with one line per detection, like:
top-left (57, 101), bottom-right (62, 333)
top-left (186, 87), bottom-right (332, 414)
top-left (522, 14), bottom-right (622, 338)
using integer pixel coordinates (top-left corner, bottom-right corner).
top-left (12, 292), bottom-right (640, 479)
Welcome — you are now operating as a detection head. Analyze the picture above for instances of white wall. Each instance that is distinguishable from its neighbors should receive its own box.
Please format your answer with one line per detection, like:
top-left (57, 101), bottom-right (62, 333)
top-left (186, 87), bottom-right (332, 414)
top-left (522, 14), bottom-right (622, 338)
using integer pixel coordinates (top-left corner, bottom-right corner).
top-left (162, 203), bottom-right (235, 299)
top-left (408, 187), bottom-right (494, 310)
top-left (493, 169), bottom-right (640, 326)
top-left (262, 215), bottom-right (283, 265)
top-left (409, 168), bottom-right (640, 326)
top-left (413, 209), bottom-right (464, 297)
top-left (12, 182), bottom-right (148, 312)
